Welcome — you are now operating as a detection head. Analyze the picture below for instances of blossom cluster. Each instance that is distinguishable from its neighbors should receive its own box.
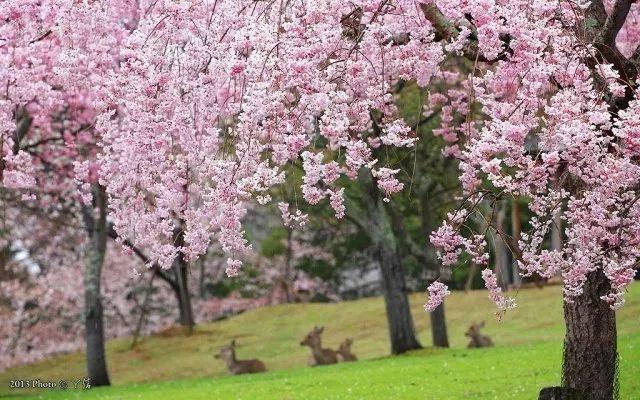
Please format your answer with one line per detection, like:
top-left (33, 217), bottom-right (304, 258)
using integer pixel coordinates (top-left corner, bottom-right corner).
top-left (427, 0), bottom-right (640, 310)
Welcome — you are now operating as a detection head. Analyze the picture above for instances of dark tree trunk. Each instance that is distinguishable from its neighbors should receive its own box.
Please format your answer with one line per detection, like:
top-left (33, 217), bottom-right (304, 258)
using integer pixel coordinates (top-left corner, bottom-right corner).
top-left (539, 387), bottom-right (587, 400)
top-left (174, 255), bottom-right (194, 332)
top-left (173, 225), bottom-right (194, 333)
top-left (561, 269), bottom-right (617, 400)
top-left (359, 172), bottom-right (421, 354)
top-left (106, 222), bottom-right (195, 331)
top-left (81, 184), bottom-right (110, 387)
top-left (510, 200), bottom-right (522, 286)
top-left (429, 302), bottom-right (449, 347)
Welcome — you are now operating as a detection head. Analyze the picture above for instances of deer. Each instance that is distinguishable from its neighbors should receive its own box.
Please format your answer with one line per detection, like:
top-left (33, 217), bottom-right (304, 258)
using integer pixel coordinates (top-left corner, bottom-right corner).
top-left (300, 326), bottom-right (338, 366)
top-left (215, 339), bottom-right (267, 375)
top-left (337, 338), bottom-right (357, 362)
top-left (465, 321), bottom-right (494, 348)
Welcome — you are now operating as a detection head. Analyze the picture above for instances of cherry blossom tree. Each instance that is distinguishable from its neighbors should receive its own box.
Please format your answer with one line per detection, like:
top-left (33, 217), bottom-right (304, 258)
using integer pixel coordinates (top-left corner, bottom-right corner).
top-left (94, 0), bottom-right (441, 355)
top-left (423, 1), bottom-right (640, 398)
top-left (0, 0), bottom-right (140, 385)
top-left (3, 0), bottom-right (640, 398)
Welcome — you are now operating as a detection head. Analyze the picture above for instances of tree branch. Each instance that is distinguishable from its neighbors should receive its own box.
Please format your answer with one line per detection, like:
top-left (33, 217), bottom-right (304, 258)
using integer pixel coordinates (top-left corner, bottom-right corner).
top-left (601, 0), bottom-right (634, 44)
top-left (419, 3), bottom-right (511, 63)
top-left (106, 224), bottom-right (178, 290)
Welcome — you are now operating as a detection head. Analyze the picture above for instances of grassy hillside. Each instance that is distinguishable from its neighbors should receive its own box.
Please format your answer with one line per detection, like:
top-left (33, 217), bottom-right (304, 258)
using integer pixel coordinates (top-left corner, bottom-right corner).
top-left (1, 284), bottom-right (639, 399)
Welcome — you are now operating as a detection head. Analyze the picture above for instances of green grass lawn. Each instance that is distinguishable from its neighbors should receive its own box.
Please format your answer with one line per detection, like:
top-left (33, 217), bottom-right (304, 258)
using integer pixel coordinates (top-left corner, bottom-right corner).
top-left (1, 284), bottom-right (639, 399)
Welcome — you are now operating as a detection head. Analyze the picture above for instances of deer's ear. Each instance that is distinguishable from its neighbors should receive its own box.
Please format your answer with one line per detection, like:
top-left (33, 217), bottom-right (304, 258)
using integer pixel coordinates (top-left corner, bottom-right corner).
top-left (318, 326), bottom-right (324, 333)
top-left (231, 339), bottom-right (236, 347)
top-left (479, 321), bottom-right (485, 328)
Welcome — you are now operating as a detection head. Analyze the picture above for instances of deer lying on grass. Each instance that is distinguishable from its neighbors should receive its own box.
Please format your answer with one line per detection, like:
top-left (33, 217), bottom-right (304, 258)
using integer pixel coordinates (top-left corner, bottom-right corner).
top-left (300, 326), bottom-right (338, 366)
top-left (465, 321), bottom-right (494, 348)
top-left (337, 338), bottom-right (357, 362)
top-left (215, 340), bottom-right (267, 375)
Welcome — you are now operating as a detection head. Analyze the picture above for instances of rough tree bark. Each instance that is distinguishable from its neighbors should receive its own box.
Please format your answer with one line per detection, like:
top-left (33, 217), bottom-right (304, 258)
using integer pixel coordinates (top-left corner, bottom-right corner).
top-left (561, 269), bottom-right (617, 400)
top-left (173, 226), bottom-right (194, 333)
top-left (81, 184), bottom-right (110, 387)
top-left (359, 171), bottom-right (422, 354)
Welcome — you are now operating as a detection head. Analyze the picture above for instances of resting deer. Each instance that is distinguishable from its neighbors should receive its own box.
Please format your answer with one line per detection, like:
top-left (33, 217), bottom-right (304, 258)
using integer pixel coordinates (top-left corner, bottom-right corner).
top-left (300, 326), bottom-right (338, 366)
top-left (337, 338), bottom-right (357, 362)
top-left (465, 321), bottom-right (494, 348)
top-left (215, 340), bottom-right (267, 374)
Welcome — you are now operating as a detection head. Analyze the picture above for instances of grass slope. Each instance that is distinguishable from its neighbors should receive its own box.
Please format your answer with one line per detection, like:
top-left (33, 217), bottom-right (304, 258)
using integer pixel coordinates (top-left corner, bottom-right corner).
top-left (1, 284), bottom-right (639, 399)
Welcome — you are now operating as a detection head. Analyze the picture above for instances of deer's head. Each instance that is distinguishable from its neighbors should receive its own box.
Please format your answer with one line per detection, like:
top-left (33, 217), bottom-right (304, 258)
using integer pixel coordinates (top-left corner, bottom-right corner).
top-left (465, 321), bottom-right (485, 338)
top-left (300, 326), bottom-right (324, 347)
top-left (215, 339), bottom-right (236, 362)
top-left (339, 338), bottom-right (353, 352)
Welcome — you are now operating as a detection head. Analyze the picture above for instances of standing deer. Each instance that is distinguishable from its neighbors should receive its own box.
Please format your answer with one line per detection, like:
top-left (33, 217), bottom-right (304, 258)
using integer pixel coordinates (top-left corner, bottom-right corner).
top-left (337, 338), bottom-right (357, 362)
top-left (215, 340), bottom-right (267, 375)
top-left (300, 326), bottom-right (338, 366)
top-left (465, 321), bottom-right (494, 348)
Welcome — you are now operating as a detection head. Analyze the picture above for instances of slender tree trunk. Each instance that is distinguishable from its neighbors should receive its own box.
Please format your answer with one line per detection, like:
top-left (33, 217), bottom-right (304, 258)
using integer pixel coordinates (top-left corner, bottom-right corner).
top-left (562, 269), bottom-right (617, 400)
top-left (492, 203), bottom-right (511, 289)
top-left (81, 184), bottom-right (110, 387)
top-left (464, 263), bottom-right (478, 292)
top-left (510, 200), bottom-right (522, 286)
top-left (359, 172), bottom-right (421, 354)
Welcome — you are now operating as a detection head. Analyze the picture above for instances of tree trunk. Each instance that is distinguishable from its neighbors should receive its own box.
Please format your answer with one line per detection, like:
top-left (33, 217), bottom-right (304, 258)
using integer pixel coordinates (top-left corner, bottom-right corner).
top-left (429, 302), bottom-right (450, 347)
top-left (492, 203), bottom-right (511, 289)
top-left (172, 224), bottom-right (195, 333)
top-left (464, 263), bottom-right (479, 292)
top-left (539, 387), bottom-right (586, 400)
top-left (562, 269), bottom-right (617, 400)
top-left (359, 172), bottom-right (421, 354)
top-left (81, 184), bottom-right (110, 387)
top-left (510, 200), bottom-right (522, 286)
top-left (418, 184), bottom-right (450, 348)
top-left (106, 223), bottom-right (194, 331)
top-left (174, 256), bottom-right (194, 333)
